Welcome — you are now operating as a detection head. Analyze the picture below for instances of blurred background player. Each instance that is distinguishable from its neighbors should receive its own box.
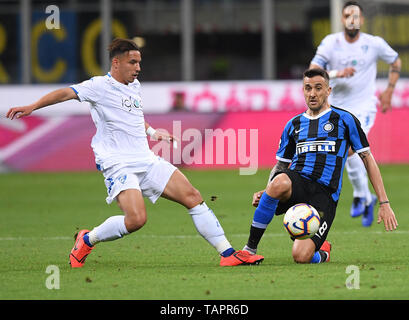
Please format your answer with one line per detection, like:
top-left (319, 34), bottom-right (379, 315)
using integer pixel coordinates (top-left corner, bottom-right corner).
top-left (309, 1), bottom-right (401, 227)
top-left (6, 38), bottom-right (264, 268)
top-left (243, 68), bottom-right (398, 264)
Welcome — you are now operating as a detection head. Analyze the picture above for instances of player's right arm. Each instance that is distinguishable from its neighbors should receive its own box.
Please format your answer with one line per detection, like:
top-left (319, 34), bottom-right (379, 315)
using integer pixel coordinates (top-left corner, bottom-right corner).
top-left (309, 34), bottom-right (355, 78)
top-left (6, 87), bottom-right (78, 120)
top-left (310, 62), bottom-right (355, 79)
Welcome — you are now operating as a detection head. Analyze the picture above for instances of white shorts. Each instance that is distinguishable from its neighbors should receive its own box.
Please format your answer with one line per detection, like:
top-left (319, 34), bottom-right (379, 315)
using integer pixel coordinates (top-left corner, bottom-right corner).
top-left (102, 156), bottom-right (177, 204)
top-left (339, 102), bottom-right (377, 136)
top-left (354, 110), bottom-right (376, 135)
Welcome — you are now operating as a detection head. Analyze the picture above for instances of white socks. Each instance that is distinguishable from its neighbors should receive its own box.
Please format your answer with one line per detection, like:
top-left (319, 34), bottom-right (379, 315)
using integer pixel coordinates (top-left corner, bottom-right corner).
top-left (346, 153), bottom-right (372, 205)
top-left (188, 202), bottom-right (232, 255)
top-left (87, 215), bottom-right (129, 245)
top-left (86, 203), bottom-right (232, 255)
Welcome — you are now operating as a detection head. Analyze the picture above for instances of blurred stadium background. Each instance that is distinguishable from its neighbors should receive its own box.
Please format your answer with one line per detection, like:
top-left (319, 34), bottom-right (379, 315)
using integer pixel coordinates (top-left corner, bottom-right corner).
top-left (2, 1), bottom-right (409, 301)
top-left (0, 0), bottom-right (409, 172)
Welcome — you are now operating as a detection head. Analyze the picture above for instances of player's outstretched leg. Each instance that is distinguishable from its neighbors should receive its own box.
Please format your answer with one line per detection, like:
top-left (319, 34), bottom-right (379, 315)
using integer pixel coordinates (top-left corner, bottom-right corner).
top-left (161, 169), bottom-right (264, 266)
top-left (243, 173), bottom-right (291, 256)
top-left (69, 229), bottom-right (94, 268)
top-left (69, 189), bottom-right (145, 268)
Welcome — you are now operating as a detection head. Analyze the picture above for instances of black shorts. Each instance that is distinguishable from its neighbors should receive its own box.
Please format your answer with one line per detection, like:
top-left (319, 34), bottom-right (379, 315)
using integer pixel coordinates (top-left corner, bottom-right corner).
top-left (271, 169), bottom-right (338, 251)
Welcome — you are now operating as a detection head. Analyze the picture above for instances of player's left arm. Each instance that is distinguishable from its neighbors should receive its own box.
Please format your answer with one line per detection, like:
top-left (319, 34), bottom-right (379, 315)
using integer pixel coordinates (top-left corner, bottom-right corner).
top-left (358, 150), bottom-right (398, 231)
top-left (379, 57), bottom-right (401, 113)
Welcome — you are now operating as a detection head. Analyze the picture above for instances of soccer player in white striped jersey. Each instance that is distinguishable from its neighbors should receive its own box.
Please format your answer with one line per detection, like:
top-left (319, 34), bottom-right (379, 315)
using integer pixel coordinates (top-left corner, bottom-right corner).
top-left (6, 38), bottom-right (264, 268)
top-left (310, 1), bottom-right (401, 227)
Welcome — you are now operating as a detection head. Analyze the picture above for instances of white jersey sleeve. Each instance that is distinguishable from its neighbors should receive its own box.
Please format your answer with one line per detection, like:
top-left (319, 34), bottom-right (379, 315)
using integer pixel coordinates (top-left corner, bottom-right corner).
top-left (70, 77), bottom-right (102, 104)
top-left (374, 36), bottom-right (399, 64)
top-left (310, 34), bottom-right (335, 69)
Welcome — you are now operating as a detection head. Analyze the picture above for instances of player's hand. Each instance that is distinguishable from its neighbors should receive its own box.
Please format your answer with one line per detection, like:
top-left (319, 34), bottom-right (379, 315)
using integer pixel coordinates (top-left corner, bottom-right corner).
top-left (152, 130), bottom-right (179, 147)
top-left (337, 67), bottom-right (356, 78)
top-left (6, 105), bottom-right (35, 120)
top-left (379, 89), bottom-right (393, 113)
top-left (377, 204), bottom-right (398, 231)
top-left (252, 190), bottom-right (265, 207)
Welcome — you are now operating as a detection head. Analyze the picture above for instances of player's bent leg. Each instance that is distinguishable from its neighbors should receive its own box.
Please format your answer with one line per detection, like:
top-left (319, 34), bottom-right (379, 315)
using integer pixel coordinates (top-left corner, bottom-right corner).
top-left (162, 169), bottom-right (230, 253)
top-left (318, 240), bottom-right (332, 262)
top-left (292, 239), bottom-right (316, 263)
top-left (86, 189), bottom-right (145, 246)
top-left (255, 173), bottom-right (292, 229)
top-left (117, 189), bottom-right (147, 232)
top-left (161, 169), bottom-right (264, 266)
top-left (70, 187), bottom-right (146, 268)
top-left (87, 188), bottom-right (145, 245)
top-left (70, 229), bottom-right (94, 268)
top-left (243, 173), bottom-right (292, 254)
top-left (161, 169), bottom-right (203, 209)
top-left (292, 239), bottom-right (331, 264)
top-left (265, 173), bottom-right (292, 201)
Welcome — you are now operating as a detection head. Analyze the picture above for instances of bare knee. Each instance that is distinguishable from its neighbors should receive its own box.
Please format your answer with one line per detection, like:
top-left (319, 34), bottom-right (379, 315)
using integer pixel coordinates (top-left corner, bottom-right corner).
top-left (292, 239), bottom-right (315, 264)
top-left (117, 189), bottom-right (147, 233)
top-left (292, 248), bottom-right (314, 264)
top-left (124, 210), bottom-right (147, 233)
top-left (184, 187), bottom-right (203, 209)
top-left (267, 173), bottom-right (292, 200)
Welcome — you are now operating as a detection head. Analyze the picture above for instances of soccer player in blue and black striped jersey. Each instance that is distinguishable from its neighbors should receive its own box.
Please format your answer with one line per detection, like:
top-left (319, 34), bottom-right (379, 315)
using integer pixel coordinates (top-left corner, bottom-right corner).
top-left (309, 1), bottom-right (401, 227)
top-left (239, 68), bottom-right (398, 265)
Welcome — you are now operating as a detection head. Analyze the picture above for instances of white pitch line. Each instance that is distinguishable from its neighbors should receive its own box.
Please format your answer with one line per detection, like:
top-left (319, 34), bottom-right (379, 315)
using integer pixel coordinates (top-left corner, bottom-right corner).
top-left (0, 230), bottom-right (407, 241)
top-left (0, 236), bottom-right (72, 241)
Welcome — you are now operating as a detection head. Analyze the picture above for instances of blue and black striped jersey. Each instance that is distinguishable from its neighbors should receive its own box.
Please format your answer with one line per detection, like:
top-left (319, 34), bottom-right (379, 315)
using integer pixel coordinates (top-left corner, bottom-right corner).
top-left (276, 106), bottom-right (369, 202)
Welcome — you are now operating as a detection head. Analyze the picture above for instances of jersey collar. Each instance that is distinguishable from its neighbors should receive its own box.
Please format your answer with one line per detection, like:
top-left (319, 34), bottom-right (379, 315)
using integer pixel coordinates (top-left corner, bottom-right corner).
top-left (106, 72), bottom-right (140, 89)
top-left (303, 107), bottom-right (332, 120)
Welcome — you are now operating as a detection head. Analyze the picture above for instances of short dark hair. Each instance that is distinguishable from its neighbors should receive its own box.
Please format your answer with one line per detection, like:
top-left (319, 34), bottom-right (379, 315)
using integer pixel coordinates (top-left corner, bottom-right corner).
top-left (343, 1), bottom-right (363, 14)
top-left (303, 68), bottom-right (330, 84)
top-left (108, 38), bottom-right (139, 60)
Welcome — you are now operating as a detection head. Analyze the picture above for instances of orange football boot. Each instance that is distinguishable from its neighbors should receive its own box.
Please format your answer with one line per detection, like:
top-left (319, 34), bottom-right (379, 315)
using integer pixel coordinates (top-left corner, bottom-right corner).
top-left (220, 250), bottom-right (264, 266)
top-left (320, 240), bottom-right (332, 262)
top-left (69, 229), bottom-right (94, 268)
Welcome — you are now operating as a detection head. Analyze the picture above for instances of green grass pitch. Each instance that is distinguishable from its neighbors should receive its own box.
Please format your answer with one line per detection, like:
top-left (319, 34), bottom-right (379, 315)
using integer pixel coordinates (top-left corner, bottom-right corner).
top-left (0, 165), bottom-right (408, 300)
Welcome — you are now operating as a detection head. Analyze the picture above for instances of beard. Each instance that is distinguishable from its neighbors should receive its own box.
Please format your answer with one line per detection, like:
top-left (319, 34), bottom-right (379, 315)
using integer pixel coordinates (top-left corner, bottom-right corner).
top-left (345, 28), bottom-right (360, 39)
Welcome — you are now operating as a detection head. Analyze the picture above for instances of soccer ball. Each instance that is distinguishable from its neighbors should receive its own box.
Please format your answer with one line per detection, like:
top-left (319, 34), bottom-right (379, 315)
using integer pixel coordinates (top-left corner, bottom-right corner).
top-left (283, 203), bottom-right (321, 240)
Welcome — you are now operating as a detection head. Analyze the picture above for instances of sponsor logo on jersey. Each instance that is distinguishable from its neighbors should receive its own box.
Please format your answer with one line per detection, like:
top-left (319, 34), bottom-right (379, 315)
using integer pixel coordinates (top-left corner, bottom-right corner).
top-left (296, 140), bottom-right (336, 154)
top-left (122, 96), bottom-right (142, 112)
